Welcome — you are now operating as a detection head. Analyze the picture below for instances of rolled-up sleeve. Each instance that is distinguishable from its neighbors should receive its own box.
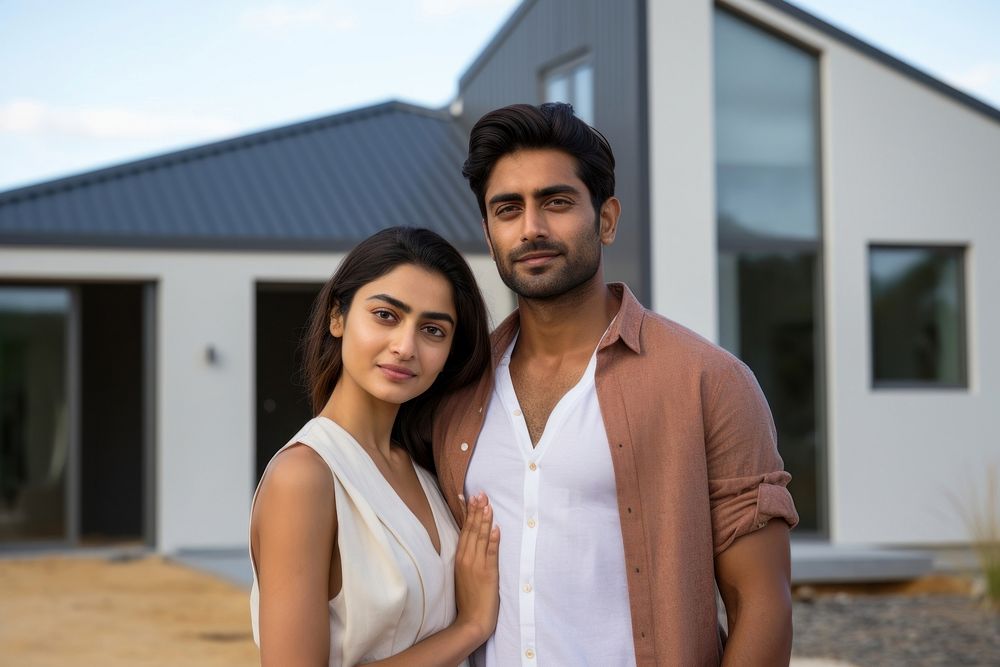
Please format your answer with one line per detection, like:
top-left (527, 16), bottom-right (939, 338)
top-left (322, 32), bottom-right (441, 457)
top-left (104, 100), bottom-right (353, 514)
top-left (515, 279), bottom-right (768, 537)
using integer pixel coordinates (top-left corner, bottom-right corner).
top-left (705, 359), bottom-right (799, 555)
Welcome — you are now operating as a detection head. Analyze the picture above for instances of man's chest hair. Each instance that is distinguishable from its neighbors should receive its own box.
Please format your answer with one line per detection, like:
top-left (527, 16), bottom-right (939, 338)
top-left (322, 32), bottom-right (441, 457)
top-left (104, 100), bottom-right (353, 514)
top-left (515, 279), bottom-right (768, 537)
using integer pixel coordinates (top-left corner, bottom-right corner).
top-left (508, 355), bottom-right (590, 446)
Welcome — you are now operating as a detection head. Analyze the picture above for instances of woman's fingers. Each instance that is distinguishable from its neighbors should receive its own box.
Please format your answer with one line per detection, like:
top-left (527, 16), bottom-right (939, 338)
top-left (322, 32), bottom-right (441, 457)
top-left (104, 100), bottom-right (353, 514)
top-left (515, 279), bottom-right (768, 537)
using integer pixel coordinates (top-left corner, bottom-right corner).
top-left (458, 494), bottom-right (477, 559)
top-left (487, 525), bottom-right (500, 559)
top-left (475, 498), bottom-right (492, 563)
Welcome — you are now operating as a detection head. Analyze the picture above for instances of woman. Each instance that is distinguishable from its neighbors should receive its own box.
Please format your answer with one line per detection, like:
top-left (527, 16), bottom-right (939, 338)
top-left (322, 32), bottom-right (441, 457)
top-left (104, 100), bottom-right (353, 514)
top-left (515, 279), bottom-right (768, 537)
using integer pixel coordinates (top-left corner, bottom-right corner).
top-left (250, 227), bottom-right (499, 666)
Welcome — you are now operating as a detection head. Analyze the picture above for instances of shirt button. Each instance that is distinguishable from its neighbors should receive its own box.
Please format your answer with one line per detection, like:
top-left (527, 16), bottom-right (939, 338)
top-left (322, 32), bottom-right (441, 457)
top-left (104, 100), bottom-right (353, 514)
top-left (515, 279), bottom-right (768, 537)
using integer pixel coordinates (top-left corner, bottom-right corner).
top-left (460, 442), bottom-right (469, 452)
top-left (525, 648), bottom-right (535, 659)
top-left (523, 583), bottom-right (532, 593)
top-left (528, 462), bottom-right (537, 471)
top-left (527, 518), bottom-right (536, 528)
top-left (513, 408), bottom-right (522, 416)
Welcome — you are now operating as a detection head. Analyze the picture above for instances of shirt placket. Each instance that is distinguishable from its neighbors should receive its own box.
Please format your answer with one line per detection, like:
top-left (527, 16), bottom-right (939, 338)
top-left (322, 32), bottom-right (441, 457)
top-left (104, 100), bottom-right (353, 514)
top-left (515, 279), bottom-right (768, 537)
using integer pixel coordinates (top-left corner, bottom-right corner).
top-left (497, 357), bottom-right (540, 665)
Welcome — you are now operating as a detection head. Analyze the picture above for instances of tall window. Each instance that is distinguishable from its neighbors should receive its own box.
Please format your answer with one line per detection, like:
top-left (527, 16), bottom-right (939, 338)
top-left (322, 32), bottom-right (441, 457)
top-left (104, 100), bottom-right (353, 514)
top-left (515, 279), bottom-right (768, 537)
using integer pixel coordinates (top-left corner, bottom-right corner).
top-left (714, 9), bottom-right (824, 532)
top-left (870, 246), bottom-right (967, 387)
top-left (542, 57), bottom-right (594, 124)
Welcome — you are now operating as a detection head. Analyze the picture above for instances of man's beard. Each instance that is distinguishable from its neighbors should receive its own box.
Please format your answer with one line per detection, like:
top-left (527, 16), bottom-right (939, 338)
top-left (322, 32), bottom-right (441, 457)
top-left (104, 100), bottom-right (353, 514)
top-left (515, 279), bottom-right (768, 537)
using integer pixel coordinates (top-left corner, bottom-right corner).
top-left (497, 234), bottom-right (602, 300)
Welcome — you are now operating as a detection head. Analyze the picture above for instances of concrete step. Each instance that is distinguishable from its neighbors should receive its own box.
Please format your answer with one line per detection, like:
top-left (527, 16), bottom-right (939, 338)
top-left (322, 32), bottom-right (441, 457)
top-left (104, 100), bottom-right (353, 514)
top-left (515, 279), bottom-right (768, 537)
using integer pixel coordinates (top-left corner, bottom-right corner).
top-left (791, 541), bottom-right (934, 584)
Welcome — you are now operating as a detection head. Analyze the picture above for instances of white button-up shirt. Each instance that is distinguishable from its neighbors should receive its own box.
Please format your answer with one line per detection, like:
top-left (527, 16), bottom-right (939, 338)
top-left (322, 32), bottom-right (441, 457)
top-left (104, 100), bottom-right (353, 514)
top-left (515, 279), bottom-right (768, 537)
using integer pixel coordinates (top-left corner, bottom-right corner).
top-left (465, 337), bottom-right (636, 666)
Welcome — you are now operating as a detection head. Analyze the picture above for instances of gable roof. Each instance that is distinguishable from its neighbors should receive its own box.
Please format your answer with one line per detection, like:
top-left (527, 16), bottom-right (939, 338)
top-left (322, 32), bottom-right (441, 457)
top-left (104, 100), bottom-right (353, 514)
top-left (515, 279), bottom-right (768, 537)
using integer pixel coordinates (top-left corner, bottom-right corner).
top-left (458, 0), bottom-right (1000, 126)
top-left (0, 101), bottom-right (486, 252)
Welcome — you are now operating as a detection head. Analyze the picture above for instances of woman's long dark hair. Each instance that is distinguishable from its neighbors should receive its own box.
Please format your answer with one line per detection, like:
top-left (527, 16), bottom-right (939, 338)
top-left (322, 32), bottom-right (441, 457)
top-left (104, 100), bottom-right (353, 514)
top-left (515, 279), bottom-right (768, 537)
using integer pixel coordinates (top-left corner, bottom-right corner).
top-left (302, 226), bottom-right (492, 472)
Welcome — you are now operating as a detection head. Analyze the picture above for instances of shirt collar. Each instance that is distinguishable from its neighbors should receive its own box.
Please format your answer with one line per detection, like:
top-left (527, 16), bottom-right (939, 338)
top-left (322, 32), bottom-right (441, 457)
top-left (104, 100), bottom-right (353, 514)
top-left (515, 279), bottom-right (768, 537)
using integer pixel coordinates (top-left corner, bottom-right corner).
top-left (601, 282), bottom-right (643, 355)
top-left (490, 282), bottom-right (644, 364)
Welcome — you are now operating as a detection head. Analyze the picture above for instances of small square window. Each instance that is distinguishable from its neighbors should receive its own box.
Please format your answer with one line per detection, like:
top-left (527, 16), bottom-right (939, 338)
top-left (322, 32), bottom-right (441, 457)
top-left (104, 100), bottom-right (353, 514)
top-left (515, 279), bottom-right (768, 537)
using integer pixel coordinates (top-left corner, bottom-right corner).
top-left (542, 58), bottom-right (593, 125)
top-left (869, 245), bottom-right (967, 388)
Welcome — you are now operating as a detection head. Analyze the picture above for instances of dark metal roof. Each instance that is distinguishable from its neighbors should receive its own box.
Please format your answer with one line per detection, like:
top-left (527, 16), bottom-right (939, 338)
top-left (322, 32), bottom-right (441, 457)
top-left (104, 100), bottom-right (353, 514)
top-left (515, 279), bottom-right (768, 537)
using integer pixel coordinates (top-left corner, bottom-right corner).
top-left (0, 101), bottom-right (486, 252)
top-left (459, 0), bottom-right (1000, 126)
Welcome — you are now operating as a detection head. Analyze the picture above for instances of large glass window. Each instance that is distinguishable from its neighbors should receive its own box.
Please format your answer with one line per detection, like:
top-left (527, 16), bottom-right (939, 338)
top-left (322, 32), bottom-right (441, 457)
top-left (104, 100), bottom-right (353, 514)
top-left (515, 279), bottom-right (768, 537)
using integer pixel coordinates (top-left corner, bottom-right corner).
top-left (869, 246), bottom-right (967, 387)
top-left (542, 57), bottom-right (594, 125)
top-left (715, 11), bottom-right (819, 243)
top-left (714, 9), bottom-right (824, 532)
top-left (0, 287), bottom-right (70, 544)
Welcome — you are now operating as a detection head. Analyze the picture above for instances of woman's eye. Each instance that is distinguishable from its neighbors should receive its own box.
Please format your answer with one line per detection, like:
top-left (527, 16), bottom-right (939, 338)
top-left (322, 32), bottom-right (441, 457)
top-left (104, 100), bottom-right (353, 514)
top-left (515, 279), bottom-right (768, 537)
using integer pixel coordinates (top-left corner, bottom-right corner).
top-left (423, 325), bottom-right (447, 338)
top-left (373, 309), bottom-right (396, 322)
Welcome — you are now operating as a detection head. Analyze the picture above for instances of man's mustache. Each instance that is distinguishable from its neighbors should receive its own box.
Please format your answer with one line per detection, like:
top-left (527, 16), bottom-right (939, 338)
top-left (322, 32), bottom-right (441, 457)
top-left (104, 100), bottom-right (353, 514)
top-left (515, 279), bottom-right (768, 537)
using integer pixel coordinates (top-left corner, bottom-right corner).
top-left (509, 241), bottom-right (566, 262)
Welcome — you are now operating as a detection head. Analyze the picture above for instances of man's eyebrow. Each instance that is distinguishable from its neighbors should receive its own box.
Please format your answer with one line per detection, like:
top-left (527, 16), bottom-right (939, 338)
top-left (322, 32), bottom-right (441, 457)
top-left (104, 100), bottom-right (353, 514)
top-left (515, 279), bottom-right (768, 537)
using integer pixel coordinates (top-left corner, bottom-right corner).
top-left (534, 184), bottom-right (580, 199)
top-left (366, 294), bottom-right (455, 326)
top-left (487, 192), bottom-right (523, 207)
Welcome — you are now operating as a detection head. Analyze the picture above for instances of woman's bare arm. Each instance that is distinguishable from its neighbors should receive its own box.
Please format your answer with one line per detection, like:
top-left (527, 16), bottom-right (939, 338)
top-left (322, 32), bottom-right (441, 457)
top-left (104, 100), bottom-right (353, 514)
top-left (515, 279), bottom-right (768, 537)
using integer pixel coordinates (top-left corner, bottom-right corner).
top-left (253, 447), bottom-right (499, 667)
top-left (252, 444), bottom-right (338, 666)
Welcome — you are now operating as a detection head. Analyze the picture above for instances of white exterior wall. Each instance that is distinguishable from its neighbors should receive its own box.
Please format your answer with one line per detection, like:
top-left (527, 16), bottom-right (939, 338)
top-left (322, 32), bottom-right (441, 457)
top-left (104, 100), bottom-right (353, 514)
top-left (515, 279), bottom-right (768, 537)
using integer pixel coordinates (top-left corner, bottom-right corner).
top-left (0, 246), bottom-right (513, 552)
top-left (648, 0), bottom-right (1000, 546)
top-left (647, 0), bottom-right (718, 341)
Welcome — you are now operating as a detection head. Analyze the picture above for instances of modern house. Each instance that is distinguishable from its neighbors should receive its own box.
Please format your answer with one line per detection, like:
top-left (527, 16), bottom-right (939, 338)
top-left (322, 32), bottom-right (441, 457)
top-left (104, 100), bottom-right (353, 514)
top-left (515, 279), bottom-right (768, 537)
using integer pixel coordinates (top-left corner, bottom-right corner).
top-left (2, 0), bottom-right (997, 567)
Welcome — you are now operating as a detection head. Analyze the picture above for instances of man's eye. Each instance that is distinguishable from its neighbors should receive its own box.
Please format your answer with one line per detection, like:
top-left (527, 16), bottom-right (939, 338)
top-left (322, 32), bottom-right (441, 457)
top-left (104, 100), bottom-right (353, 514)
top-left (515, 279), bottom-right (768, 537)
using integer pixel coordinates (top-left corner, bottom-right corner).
top-left (547, 197), bottom-right (572, 207)
top-left (495, 204), bottom-right (519, 217)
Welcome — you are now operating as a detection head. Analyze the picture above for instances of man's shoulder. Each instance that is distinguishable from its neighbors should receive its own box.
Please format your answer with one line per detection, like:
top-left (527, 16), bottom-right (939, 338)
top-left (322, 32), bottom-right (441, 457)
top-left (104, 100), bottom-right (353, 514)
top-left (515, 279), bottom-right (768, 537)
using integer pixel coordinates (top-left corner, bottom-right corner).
top-left (635, 308), bottom-right (745, 376)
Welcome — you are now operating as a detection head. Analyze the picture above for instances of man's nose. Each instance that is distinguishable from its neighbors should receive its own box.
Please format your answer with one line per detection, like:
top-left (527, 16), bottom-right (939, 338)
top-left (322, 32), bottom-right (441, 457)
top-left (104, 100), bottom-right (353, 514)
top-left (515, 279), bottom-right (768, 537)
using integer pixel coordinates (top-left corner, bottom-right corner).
top-left (520, 205), bottom-right (549, 241)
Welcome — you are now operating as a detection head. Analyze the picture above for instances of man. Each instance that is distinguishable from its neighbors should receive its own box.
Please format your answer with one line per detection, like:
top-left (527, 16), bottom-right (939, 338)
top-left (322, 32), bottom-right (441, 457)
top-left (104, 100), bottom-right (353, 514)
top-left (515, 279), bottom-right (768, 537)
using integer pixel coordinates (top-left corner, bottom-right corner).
top-left (433, 102), bottom-right (799, 666)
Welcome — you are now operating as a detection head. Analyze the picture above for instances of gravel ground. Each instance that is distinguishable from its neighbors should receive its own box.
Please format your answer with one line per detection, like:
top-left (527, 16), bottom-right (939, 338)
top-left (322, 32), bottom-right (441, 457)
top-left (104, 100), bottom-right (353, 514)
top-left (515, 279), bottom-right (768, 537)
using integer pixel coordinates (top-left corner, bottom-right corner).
top-left (792, 593), bottom-right (1000, 667)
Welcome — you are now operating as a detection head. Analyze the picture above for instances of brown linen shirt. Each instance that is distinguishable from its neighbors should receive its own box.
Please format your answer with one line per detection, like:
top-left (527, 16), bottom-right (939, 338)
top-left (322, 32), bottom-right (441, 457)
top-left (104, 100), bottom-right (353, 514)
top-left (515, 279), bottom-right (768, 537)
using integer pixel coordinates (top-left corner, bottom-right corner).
top-left (432, 283), bottom-right (799, 666)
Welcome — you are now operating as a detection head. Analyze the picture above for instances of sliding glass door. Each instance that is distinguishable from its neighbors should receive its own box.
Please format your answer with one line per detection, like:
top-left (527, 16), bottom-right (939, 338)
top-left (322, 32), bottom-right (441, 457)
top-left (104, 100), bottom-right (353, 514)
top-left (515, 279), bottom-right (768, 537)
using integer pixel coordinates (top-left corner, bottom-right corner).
top-left (0, 287), bottom-right (74, 544)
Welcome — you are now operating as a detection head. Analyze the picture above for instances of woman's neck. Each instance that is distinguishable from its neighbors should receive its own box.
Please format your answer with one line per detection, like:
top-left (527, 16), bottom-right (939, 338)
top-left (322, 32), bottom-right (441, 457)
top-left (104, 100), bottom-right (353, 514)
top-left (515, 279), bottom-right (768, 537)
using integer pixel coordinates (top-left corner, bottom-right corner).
top-left (319, 379), bottom-right (399, 459)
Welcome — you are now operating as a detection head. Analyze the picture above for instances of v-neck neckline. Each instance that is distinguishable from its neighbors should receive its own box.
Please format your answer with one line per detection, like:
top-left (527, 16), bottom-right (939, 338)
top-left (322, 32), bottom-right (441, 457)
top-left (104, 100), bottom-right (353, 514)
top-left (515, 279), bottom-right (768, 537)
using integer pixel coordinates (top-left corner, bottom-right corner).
top-left (497, 335), bottom-right (600, 461)
top-left (316, 416), bottom-right (444, 558)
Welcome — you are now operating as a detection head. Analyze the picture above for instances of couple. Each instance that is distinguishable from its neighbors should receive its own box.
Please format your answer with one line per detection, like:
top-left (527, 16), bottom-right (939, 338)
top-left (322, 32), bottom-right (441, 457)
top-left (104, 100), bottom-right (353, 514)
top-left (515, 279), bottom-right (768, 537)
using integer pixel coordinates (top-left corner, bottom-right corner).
top-left (249, 102), bottom-right (800, 666)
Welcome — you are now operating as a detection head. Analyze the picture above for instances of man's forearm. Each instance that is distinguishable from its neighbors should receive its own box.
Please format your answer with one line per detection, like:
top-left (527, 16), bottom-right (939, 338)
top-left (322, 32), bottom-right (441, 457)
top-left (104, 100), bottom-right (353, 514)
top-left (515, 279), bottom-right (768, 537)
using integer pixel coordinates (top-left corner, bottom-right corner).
top-left (721, 593), bottom-right (793, 666)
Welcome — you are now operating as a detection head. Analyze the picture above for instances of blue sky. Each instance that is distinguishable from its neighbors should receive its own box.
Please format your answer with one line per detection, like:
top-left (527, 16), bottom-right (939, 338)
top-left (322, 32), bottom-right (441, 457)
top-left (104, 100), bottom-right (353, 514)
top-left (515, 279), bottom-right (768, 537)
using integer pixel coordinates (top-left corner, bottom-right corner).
top-left (1, 0), bottom-right (998, 192)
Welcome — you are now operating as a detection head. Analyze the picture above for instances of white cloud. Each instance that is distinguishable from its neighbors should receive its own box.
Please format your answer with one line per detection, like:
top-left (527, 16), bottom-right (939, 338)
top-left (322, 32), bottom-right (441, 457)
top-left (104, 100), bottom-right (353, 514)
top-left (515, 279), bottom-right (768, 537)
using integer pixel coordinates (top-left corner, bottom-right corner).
top-left (419, 0), bottom-right (512, 17)
top-left (240, 3), bottom-right (357, 31)
top-left (0, 99), bottom-right (240, 140)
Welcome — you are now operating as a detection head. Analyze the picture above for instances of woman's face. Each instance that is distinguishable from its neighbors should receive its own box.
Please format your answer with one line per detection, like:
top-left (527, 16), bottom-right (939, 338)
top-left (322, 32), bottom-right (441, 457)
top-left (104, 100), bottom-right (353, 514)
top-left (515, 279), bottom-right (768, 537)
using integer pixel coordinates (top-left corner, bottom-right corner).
top-left (331, 263), bottom-right (457, 406)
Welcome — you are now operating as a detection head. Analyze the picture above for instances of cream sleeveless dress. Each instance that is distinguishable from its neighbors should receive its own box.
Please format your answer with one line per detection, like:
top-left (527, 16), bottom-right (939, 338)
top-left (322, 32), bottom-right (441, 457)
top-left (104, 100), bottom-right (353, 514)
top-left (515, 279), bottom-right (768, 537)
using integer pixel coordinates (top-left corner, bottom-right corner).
top-left (250, 416), bottom-right (467, 666)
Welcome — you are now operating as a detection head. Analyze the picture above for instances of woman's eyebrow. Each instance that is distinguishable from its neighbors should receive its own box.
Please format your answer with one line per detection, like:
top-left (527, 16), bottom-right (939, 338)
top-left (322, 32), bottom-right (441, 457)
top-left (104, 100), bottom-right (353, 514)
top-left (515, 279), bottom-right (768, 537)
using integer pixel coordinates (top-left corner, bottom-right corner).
top-left (367, 294), bottom-right (455, 325)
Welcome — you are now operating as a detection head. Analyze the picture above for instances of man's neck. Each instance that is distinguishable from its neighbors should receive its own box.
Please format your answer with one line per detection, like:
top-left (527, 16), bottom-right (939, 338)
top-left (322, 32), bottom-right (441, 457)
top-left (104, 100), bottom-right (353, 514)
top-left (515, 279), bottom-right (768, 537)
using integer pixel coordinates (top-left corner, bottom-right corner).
top-left (513, 274), bottom-right (619, 360)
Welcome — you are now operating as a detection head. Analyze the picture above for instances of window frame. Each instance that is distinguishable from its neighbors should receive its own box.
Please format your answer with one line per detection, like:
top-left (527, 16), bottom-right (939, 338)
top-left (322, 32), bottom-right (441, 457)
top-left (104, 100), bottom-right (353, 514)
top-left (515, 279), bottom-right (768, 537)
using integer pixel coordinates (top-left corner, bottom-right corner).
top-left (868, 243), bottom-right (969, 390)
top-left (539, 52), bottom-right (594, 124)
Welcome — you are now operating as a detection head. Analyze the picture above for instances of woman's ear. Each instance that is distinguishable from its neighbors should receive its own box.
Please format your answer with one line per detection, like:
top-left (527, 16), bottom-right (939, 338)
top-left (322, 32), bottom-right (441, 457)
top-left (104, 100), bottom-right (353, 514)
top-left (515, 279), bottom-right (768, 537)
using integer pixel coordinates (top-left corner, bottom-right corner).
top-left (329, 303), bottom-right (344, 338)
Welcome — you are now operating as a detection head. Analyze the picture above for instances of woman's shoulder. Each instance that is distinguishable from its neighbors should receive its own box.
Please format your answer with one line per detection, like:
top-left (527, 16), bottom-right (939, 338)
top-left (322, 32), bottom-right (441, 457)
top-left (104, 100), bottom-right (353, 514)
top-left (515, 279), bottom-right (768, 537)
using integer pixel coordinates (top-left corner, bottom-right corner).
top-left (258, 443), bottom-right (334, 507)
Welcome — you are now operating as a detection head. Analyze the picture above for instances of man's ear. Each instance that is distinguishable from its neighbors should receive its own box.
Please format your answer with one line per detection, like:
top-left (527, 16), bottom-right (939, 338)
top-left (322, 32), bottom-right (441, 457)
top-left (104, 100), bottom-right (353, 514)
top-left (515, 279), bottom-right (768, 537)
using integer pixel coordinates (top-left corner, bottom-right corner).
top-left (599, 197), bottom-right (621, 246)
top-left (329, 303), bottom-right (344, 338)
top-left (482, 218), bottom-right (496, 261)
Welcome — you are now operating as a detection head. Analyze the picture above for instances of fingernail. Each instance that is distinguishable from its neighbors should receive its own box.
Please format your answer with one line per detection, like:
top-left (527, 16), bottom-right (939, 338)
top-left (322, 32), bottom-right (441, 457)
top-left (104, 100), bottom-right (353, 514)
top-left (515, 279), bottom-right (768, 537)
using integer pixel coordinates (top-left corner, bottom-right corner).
top-left (458, 494), bottom-right (465, 502)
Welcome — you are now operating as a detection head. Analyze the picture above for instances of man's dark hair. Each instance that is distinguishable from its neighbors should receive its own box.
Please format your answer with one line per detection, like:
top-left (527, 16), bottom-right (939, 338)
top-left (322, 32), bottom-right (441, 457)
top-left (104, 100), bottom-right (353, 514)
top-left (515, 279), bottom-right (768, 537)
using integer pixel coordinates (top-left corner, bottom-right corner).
top-left (462, 102), bottom-right (616, 218)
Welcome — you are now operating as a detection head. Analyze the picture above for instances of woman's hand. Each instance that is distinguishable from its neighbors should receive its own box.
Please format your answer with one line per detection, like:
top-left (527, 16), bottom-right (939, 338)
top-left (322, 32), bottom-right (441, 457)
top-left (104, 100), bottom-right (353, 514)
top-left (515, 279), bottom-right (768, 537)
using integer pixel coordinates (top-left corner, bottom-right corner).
top-left (453, 492), bottom-right (500, 645)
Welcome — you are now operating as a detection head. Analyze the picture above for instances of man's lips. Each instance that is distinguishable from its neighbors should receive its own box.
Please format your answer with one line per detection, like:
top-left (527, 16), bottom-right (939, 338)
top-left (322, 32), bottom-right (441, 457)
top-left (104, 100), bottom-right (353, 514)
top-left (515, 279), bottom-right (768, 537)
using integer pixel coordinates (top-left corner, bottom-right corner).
top-left (378, 364), bottom-right (417, 380)
top-left (514, 251), bottom-right (560, 265)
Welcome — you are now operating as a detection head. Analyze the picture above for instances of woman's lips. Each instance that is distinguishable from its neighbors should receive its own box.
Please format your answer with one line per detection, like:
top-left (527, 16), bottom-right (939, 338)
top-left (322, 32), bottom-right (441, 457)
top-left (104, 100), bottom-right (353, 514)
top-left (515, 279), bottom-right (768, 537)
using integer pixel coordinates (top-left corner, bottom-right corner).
top-left (378, 364), bottom-right (417, 381)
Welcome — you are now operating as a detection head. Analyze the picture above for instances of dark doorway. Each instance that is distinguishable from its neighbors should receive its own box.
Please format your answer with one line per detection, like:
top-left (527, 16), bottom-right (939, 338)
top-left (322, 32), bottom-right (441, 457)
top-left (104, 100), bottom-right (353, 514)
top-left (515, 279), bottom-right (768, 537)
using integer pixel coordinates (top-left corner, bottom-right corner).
top-left (256, 284), bottom-right (323, 482)
top-left (79, 283), bottom-right (146, 544)
top-left (1, 281), bottom-right (151, 550)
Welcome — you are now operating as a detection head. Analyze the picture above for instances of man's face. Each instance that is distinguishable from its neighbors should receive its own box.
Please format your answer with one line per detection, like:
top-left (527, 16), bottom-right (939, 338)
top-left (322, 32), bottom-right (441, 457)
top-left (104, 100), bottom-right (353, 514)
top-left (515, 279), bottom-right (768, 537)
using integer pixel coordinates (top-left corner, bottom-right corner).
top-left (481, 148), bottom-right (619, 300)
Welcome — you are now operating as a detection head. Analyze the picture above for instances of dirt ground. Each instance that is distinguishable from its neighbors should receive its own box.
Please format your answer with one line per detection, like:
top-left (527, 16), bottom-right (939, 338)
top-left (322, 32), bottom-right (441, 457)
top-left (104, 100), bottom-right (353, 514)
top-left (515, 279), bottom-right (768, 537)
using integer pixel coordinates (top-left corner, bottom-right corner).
top-left (0, 554), bottom-right (257, 667)
top-left (1, 554), bottom-right (990, 667)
